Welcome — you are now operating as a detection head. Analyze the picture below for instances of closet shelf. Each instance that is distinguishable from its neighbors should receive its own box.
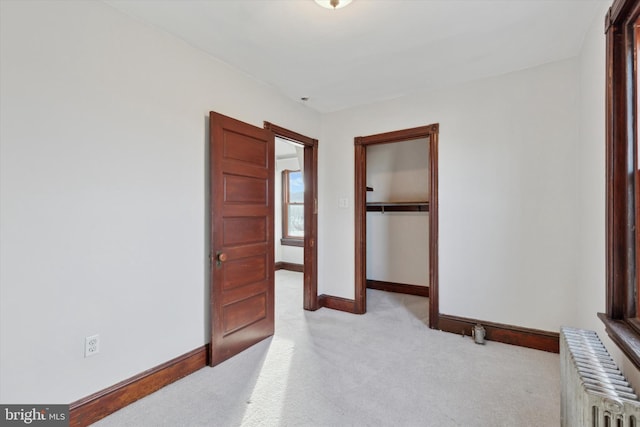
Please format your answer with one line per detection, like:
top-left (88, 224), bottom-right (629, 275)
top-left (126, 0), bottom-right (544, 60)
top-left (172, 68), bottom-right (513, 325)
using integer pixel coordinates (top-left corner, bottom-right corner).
top-left (366, 201), bottom-right (429, 213)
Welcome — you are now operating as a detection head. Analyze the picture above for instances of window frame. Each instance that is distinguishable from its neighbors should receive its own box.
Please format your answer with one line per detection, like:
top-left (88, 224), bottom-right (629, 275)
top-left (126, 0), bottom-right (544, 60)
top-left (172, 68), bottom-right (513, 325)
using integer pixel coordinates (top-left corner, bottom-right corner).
top-left (281, 169), bottom-right (304, 247)
top-left (601, 0), bottom-right (640, 369)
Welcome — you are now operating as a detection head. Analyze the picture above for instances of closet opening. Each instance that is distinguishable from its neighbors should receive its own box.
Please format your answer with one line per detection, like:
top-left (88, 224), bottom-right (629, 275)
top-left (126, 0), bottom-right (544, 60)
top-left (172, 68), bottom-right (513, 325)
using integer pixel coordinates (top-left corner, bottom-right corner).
top-left (354, 124), bottom-right (439, 328)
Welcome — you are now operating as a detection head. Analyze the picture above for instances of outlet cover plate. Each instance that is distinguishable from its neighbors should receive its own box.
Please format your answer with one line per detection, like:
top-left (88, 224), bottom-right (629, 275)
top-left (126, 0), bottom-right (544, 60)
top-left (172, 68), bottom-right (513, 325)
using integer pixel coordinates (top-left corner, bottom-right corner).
top-left (85, 334), bottom-right (99, 357)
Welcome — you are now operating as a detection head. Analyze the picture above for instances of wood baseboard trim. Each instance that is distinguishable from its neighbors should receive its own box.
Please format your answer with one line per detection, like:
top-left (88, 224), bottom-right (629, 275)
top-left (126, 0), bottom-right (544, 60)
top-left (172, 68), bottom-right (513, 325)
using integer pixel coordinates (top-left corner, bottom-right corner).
top-left (69, 344), bottom-right (209, 426)
top-left (366, 280), bottom-right (429, 297)
top-left (318, 294), bottom-right (358, 314)
top-left (438, 314), bottom-right (559, 353)
top-left (275, 261), bottom-right (304, 273)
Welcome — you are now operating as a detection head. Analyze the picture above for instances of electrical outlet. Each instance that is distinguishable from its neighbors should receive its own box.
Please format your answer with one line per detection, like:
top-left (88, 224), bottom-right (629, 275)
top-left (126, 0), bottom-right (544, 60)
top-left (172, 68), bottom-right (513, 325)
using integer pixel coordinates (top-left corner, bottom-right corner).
top-left (85, 334), bottom-right (99, 357)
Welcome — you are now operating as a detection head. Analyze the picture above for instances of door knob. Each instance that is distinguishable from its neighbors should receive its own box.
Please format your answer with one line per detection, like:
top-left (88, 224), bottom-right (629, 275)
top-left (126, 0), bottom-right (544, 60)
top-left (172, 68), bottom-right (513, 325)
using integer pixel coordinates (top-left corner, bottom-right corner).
top-left (216, 251), bottom-right (227, 268)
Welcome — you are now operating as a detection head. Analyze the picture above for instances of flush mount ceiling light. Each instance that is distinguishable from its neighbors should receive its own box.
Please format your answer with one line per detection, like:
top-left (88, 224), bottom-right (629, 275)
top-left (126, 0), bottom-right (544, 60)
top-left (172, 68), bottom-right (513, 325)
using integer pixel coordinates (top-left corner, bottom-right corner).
top-left (314, 0), bottom-right (352, 10)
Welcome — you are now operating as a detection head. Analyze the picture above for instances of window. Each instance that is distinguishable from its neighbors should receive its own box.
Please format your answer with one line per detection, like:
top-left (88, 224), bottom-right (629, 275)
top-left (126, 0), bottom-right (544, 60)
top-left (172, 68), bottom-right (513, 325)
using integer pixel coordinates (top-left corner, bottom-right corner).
top-left (601, 0), bottom-right (640, 369)
top-left (281, 169), bottom-right (304, 247)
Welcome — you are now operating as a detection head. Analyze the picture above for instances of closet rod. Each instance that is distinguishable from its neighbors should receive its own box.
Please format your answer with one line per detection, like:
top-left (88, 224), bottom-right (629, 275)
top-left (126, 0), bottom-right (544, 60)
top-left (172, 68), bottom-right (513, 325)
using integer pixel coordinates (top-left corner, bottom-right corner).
top-left (366, 202), bottom-right (429, 213)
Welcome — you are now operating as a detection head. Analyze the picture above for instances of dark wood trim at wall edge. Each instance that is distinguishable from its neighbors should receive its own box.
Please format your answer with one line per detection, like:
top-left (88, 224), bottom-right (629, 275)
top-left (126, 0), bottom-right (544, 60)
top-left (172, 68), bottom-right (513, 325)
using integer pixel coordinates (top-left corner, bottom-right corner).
top-left (598, 312), bottom-right (640, 368)
top-left (607, 0), bottom-right (638, 30)
top-left (318, 294), bottom-right (358, 314)
top-left (69, 344), bottom-right (209, 427)
top-left (264, 122), bottom-right (318, 147)
top-left (438, 314), bottom-right (560, 353)
top-left (354, 124), bottom-right (439, 146)
top-left (366, 280), bottom-right (429, 297)
top-left (354, 123), bottom-right (439, 322)
top-left (275, 261), bottom-right (304, 273)
top-left (602, 0), bottom-right (640, 372)
top-left (265, 121), bottom-right (319, 311)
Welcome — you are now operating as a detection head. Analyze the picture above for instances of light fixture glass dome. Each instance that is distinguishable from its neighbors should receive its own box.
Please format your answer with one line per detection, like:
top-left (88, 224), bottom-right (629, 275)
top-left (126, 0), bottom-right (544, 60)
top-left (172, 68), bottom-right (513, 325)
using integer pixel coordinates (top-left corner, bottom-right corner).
top-left (314, 0), bottom-right (352, 9)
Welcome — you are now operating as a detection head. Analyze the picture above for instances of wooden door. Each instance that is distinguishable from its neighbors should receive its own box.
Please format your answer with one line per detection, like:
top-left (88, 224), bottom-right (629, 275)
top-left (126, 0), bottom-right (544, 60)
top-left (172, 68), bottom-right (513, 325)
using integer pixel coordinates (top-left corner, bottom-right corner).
top-left (209, 112), bottom-right (275, 366)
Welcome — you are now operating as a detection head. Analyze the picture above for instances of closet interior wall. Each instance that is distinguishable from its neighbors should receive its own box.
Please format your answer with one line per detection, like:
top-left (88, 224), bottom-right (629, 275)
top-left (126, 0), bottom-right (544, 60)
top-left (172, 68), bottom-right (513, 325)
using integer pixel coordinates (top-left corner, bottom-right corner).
top-left (366, 138), bottom-right (430, 288)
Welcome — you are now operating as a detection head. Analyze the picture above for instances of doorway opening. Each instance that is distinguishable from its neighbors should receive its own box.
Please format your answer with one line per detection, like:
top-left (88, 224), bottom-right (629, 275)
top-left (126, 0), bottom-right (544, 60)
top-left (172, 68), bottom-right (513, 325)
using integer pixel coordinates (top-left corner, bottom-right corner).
top-left (354, 124), bottom-right (439, 328)
top-left (265, 122), bottom-right (319, 311)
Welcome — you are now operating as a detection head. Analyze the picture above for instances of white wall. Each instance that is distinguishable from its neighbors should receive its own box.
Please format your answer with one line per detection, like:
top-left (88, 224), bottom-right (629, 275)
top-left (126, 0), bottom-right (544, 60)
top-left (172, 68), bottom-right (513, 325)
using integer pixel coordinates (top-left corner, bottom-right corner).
top-left (275, 157), bottom-right (304, 265)
top-left (320, 58), bottom-right (580, 332)
top-left (3, 0), bottom-right (637, 406)
top-left (575, 1), bottom-right (640, 390)
top-left (575, 0), bottom-right (608, 362)
top-left (366, 139), bottom-right (429, 285)
top-left (0, 0), bottom-right (320, 403)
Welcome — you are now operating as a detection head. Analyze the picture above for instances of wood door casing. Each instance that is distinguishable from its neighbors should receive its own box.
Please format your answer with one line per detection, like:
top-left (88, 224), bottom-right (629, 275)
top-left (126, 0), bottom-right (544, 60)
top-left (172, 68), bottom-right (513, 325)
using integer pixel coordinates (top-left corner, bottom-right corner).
top-left (354, 124), bottom-right (439, 327)
top-left (264, 121), bottom-right (319, 311)
top-left (209, 112), bottom-right (275, 366)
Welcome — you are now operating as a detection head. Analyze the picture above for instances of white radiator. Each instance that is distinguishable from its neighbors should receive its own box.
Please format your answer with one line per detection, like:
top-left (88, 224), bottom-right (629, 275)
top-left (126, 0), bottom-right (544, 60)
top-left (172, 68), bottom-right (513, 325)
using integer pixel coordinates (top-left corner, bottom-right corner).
top-left (561, 327), bottom-right (640, 427)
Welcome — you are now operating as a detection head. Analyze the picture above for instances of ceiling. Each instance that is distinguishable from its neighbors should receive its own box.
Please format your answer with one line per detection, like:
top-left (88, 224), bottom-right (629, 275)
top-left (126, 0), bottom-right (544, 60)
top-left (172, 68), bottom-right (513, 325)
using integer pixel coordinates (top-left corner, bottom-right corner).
top-left (105, 0), bottom-right (608, 113)
top-left (276, 137), bottom-right (300, 160)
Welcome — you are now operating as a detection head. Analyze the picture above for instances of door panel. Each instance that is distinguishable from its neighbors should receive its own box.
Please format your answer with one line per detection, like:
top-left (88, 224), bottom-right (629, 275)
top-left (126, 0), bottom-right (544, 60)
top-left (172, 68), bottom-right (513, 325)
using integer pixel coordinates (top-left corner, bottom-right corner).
top-left (223, 175), bottom-right (268, 204)
top-left (210, 112), bottom-right (275, 366)
top-left (221, 281), bottom-right (267, 306)
top-left (223, 255), bottom-right (268, 290)
top-left (223, 132), bottom-right (268, 166)
top-left (222, 217), bottom-right (267, 246)
top-left (223, 293), bottom-right (267, 333)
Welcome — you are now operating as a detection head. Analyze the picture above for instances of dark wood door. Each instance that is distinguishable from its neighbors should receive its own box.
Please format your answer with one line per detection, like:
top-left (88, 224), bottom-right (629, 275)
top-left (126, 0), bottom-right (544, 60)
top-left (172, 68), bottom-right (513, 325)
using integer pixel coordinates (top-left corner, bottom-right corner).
top-left (209, 112), bottom-right (275, 366)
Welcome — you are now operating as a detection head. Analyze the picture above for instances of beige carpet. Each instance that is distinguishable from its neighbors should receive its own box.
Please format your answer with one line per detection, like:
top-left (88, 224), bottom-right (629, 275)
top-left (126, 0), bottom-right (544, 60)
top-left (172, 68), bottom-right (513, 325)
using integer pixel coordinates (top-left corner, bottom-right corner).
top-left (94, 270), bottom-right (560, 426)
